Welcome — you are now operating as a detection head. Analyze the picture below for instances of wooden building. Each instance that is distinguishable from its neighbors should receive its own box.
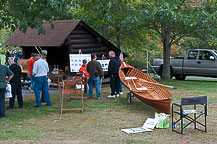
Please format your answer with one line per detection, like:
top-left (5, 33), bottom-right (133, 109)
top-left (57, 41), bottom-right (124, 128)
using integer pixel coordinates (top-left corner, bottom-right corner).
top-left (4, 20), bottom-right (124, 73)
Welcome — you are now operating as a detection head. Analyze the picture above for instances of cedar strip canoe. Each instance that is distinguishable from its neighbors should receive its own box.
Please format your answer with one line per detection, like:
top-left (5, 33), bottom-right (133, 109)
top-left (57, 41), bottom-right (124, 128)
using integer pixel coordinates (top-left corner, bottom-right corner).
top-left (119, 62), bottom-right (173, 114)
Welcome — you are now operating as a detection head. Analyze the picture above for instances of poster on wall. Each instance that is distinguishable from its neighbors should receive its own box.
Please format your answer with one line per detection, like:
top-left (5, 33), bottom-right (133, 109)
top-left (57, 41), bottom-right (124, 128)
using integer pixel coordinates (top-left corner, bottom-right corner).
top-left (97, 60), bottom-right (110, 71)
top-left (69, 54), bottom-right (91, 72)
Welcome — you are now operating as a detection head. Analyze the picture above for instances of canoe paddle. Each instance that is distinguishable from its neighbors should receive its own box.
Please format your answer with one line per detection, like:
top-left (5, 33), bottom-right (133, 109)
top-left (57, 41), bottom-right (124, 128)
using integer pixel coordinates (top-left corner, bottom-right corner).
top-left (138, 79), bottom-right (177, 89)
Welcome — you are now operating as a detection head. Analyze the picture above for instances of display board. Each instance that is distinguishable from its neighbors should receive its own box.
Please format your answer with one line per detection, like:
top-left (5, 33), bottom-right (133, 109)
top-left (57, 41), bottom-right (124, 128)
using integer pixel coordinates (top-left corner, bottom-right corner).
top-left (97, 60), bottom-right (110, 71)
top-left (69, 54), bottom-right (110, 72)
top-left (69, 54), bottom-right (91, 72)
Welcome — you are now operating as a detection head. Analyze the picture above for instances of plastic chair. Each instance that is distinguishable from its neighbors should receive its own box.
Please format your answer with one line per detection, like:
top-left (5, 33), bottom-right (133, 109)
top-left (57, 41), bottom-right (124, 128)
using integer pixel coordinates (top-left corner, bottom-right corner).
top-left (172, 96), bottom-right (207, 134)
top-left (59, 78), bottom-right (84, 115)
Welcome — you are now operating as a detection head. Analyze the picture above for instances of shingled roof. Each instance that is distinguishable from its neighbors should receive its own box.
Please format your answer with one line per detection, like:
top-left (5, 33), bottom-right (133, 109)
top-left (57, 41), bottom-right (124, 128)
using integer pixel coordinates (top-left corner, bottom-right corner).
top-left (4, 20), bottom-right (86, 47)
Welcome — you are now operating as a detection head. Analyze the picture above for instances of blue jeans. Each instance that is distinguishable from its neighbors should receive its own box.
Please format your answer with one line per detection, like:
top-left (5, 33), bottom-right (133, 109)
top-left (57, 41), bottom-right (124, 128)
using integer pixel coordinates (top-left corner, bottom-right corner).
top-left (30, 74), bottom-right (35, 90)
top-left (84, 84), bottom-right (87, 94)
top-left (34, 76), bottom-right (51, 107)
top-left (119, 77), bottom-right (123, 93)
top-left (0, 88), bottom-right (6, 118)
top-left (88, 76), bottom-right (101, 98)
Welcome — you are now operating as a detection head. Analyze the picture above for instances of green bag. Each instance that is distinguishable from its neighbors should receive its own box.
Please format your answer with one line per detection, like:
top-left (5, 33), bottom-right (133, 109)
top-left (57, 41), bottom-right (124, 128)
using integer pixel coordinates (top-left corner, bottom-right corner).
top-left (155, 112), bottom-right (170, 129)
top-left (156, 120), bottom-right (170, 129)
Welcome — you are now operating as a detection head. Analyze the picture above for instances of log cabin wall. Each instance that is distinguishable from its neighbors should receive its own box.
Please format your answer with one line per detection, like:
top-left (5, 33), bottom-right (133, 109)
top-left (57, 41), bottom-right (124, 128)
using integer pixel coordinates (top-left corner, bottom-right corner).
top-left (64, 25), bottom-right (110, 60)
top-left (22, 46), bottom-right (69, 71)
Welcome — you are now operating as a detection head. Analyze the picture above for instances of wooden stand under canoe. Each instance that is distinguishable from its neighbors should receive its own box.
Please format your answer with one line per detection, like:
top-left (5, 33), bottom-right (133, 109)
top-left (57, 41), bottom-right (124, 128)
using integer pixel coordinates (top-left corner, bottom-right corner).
top-left (119, 62), bottom-right (173, 114)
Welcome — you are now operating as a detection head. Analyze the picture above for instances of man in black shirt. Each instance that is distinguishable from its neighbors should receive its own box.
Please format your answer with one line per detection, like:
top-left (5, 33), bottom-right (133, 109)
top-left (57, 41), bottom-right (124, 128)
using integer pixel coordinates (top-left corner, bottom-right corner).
top-left (8, 58), bottom-right (23, 109)
top-left (107, 51), bottom-right (121, 98)
top-left (5, 49), bottom-right (11, 66)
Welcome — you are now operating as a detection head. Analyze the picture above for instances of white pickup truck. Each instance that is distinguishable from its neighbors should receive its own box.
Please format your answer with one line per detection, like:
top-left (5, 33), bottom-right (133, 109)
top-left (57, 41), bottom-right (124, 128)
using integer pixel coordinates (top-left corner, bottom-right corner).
top-left (152, 49), bottom-right (217, 80)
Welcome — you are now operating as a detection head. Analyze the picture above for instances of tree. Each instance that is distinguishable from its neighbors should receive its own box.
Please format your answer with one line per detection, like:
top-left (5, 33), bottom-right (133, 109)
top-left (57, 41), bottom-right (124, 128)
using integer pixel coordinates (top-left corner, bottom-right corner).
top-left (134, 0), bottom-right (217, 80)
top-left (0, 0), bottom-right (73, 33)
top-left (73, 0), bottom-right (138, 48)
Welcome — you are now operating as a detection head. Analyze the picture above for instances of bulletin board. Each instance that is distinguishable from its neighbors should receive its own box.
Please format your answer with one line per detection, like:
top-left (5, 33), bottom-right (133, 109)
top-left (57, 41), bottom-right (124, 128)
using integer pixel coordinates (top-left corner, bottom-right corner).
top-left (69, 54), bottom-right (91, 72)
top-left (98, 60), bottom-right (110, 71)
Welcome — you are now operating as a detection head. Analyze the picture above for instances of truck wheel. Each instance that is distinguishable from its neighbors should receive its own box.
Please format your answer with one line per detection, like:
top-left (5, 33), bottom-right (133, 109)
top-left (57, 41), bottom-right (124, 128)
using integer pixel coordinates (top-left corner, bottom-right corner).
top-left (174, 75), bottom-right (186, 80)
top-left (159, 67), bottom-right (173, 79)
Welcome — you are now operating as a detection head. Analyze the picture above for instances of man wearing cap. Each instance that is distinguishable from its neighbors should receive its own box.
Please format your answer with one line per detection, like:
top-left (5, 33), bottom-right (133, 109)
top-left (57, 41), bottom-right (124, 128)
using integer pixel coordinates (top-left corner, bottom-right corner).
top-left (0, 56), bottom-right (14, 118)
top-left (32, 54), bottom-right (51, 107)
top-left (41, 50), bottom-right (47, 60)
top-left (79, 59), bottom-right (89, 95)
top-left (40, 50), bottom-right (48, 102)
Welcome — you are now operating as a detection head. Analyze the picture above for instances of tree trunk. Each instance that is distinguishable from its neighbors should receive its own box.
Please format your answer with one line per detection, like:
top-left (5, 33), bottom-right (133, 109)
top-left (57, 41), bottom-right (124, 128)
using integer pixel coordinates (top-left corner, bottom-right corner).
top-left (161, 23), bottom-right (171, 80)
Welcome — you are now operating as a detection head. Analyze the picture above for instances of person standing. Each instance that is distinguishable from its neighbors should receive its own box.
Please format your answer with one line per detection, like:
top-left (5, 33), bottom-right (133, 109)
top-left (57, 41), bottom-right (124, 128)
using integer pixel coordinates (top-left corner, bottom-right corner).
top-left (86, 53), bottom-right (104, 100)
top-left (32, 54), bottom-right (51, 107)
top-left (0, 56), bottom-right (14, 118)
top-left (27, 53), bottom-right (36, 91)
top-left (118, 51), bottom-right (124, 95)
top-left (107, 51), bottom-right (121, 98)
top-left (41, 50), bottom-right (47, 60)
top-left (5, 49), bottom-right (11, 66)
top-left (40, 50), bottom-right (48, 102)
top-left (7, 58), bottom-right (23, 109)
top-left (79, 59), bottom-right (89, 95)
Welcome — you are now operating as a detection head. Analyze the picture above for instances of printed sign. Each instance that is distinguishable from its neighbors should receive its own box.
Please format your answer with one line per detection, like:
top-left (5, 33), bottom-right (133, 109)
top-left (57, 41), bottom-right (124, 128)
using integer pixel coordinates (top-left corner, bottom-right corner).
top-left (97, 60), bottom-right (110, 71)
top-left (69, 54), bottom-right (91, 72)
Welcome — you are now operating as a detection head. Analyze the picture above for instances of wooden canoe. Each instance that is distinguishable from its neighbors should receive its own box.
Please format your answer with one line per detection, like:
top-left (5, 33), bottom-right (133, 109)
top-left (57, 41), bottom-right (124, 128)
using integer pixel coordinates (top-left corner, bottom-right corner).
top-left (119, 62), bottom-right (173, 114)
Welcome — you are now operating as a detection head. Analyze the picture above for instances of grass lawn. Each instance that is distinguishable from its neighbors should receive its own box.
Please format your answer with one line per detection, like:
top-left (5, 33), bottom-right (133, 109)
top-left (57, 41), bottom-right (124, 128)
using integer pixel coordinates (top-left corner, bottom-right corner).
top-left (0, 78), bottom-right (217, 143)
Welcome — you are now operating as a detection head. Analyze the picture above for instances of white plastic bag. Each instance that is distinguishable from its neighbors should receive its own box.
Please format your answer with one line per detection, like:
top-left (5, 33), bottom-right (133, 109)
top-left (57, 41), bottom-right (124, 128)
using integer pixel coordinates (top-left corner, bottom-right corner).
top-left (48, 79), bottom-right (51, 87)
top-left (5, 84), bottom-right (12, 99)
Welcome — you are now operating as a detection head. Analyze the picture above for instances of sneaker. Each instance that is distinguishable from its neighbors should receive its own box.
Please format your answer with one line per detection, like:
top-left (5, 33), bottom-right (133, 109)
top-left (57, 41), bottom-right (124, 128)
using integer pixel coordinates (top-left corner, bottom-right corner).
top-left (120, 92), bottom-right (123, 95)
top-left (107, 95), bottom-right (116, 98)
top-left (115, 94), bottom-right (119, 97)
top-left (97, 97), bottom-right (102, 100)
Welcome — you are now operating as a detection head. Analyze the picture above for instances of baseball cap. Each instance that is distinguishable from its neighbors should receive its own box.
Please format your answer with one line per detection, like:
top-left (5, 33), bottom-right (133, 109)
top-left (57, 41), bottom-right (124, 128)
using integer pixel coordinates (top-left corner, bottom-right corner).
top-left (42, 50), bottom-right (47, 55)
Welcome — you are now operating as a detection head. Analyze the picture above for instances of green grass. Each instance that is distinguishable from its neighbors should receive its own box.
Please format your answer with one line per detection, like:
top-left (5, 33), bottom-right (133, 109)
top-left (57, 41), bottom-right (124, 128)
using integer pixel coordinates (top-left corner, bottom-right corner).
top-left (0, 78), bottom-right (217, 143)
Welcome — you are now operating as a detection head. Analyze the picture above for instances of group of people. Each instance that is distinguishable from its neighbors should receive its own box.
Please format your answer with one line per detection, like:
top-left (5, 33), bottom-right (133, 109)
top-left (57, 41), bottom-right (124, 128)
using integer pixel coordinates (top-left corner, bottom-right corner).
top-left (27, 50), bottom-right (51, 107)
top-left (5, 49), bottom-right (23, 65)
top-left (0, 50), bottom-right (51, 118)
top-left (79, 51), bottom-right (123, 100)
top-left (0, 49), bottom-right (123, 118)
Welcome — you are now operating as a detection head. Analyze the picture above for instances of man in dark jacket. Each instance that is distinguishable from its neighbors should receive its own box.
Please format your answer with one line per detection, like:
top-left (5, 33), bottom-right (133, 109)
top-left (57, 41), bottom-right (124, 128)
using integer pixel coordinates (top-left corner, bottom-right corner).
top-left (5, 49), bottom-right (11, 66)
top-left (87, 53), bottom-right (104, 100)
top-left (8, 58), bottom-right (23, 109)
top-left (0, 56), bottom-right (14, 118)
top-left (107, 51), bottom-right (121, 98)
